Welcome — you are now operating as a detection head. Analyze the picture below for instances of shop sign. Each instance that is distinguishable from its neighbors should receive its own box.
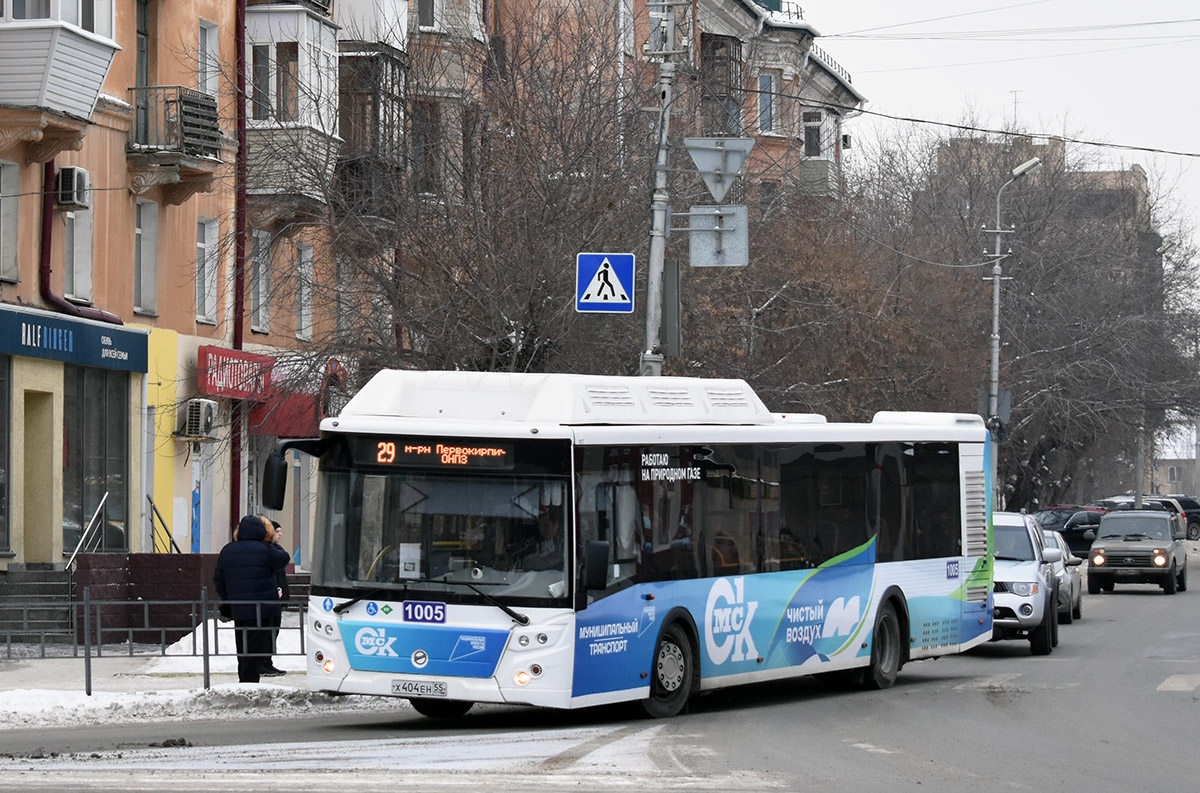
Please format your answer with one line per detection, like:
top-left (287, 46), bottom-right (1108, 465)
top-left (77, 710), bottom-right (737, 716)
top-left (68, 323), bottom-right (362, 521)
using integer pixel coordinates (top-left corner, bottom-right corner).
top-left (0, 304), bottom-right (148, 373)
top-left (198, 345), bottom-right (273, 399)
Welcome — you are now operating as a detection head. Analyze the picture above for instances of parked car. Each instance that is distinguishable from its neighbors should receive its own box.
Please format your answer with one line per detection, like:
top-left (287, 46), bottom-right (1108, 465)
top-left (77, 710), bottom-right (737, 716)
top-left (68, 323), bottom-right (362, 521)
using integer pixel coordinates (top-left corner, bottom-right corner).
top-left (1043, 529), bottom-right (1083, 622)
top-left (1158, 494), bottom-right (1200, 541)
top-left (1086, 510), bottom-right (1188, 595)
top-left (1060, 509), bottom-right (1106, 556)
top-left (1032, 505), bottom-right (1097, 534)
top-left (992, 512), bottom-right (1062, 655)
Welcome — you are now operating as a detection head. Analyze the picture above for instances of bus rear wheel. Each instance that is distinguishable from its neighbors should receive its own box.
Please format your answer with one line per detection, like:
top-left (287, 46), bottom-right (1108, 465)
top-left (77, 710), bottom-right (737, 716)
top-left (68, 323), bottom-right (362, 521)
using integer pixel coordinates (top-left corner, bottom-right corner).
top-left (862, 602), bottom-right (901, 690)
top-left (409, 698), bottom-right (473, 719)
top-left (642, 623), bottom-right (694, 719)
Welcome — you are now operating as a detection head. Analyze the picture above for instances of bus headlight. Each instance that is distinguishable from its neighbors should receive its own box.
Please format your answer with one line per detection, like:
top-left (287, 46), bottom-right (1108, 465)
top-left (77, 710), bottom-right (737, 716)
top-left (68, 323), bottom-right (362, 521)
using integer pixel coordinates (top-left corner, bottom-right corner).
top-left (514, 670), bottom-right (531, 686)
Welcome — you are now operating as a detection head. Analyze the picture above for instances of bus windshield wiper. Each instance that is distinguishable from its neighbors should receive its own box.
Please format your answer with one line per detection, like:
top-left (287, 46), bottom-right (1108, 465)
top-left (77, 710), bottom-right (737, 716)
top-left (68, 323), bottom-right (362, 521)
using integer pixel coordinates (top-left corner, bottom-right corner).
top-left (332, 587), bottom-right (393, 614)
top-left (331, 578), bottom-right (530, 625)
top-left (416, 576), bottom-right (531, 626)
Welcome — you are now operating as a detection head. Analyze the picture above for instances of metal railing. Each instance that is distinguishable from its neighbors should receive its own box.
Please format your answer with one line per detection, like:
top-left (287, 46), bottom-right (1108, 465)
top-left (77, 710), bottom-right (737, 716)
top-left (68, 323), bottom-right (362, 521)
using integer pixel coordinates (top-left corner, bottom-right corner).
top-left (129, 85), bottom-right (222, 158)
top-left (1, 588), bottom-right (307, 696)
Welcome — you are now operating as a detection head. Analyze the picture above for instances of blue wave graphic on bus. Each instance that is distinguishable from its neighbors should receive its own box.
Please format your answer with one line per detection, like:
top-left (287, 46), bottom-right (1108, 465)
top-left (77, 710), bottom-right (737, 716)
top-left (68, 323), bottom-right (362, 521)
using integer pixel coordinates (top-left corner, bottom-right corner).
top-left (765, 541), bottom-right (876, 667)
top-left (337, 621), bottom-right (508, 678)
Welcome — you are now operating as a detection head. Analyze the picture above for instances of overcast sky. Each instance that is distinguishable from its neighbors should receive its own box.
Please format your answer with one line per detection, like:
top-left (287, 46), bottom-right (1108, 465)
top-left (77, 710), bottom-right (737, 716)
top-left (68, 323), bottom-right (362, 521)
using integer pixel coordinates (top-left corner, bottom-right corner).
top-left (810, 1), bottom-right (1200, 227)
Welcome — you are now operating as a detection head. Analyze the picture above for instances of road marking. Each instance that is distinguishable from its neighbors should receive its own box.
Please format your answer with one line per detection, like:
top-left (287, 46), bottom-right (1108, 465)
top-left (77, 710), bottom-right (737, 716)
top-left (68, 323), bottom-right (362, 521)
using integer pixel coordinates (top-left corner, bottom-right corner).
top-left (1157, 674), bottom-right (1200, 691)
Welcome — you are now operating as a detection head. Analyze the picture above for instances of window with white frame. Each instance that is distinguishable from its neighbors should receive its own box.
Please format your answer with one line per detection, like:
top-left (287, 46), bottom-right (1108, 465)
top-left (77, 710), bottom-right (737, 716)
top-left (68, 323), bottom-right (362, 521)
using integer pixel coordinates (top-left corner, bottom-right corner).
top-left (803, 109), bottom-right (832, 159)
top-left (134, 199), bottom-right (158, 314)
top-left (12, 0), bottom-right (51, 20)
top-left (199, 20), bottom-right (219, 96)
top-left (296, 243), bottom-right (313, 341)
top-left (758, 72), bottom-right (779, 134)
top-left (246, 9), bottom-right (338, 130)
top-left (64, 209), bottom-right (93, 302)
top-left (61, 0), bottom-right (114, 38)
top-left (196, 218), bottom-right (218, 323)
top-left (417, 0), bottom-right (438, 29)
top-left (250, 229), bottom-right (271, 332)
top-left (1169, 465), bottom-right (1182, 484)
top-left (0, 160), bottom-right (17, 283)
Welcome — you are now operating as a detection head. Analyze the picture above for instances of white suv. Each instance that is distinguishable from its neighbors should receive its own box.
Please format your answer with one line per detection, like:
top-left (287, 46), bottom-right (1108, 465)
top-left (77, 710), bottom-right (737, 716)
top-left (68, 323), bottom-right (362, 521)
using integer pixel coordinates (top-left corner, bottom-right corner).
top-left (991, 512), bottom-right (1063, 655)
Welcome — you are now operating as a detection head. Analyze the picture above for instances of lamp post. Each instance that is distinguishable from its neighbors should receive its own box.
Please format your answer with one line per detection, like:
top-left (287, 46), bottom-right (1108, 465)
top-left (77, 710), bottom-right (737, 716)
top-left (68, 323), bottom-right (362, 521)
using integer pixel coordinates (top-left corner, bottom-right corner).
top-left (987, 156), bottom-right (1042, 441)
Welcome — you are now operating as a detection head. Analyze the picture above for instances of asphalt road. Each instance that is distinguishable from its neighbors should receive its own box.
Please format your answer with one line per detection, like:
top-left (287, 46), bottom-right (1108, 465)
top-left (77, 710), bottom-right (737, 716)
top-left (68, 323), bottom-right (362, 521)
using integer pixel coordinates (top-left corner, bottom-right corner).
top-left (3, 578), bottom-right (1200, 793)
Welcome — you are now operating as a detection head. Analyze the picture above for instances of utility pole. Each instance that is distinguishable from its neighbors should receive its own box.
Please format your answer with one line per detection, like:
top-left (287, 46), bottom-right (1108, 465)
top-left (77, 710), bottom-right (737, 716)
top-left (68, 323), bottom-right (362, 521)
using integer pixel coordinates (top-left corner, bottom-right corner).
top-left (984, 156), bottom-right (1041, 504)
top-left (640, 0), bottom-right (683, 377)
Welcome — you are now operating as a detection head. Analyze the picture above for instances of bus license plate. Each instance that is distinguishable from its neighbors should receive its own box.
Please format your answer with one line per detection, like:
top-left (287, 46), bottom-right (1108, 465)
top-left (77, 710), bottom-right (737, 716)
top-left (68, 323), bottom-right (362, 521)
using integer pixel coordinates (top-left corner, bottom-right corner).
top-left (392, 679), bottom-right (447, 697)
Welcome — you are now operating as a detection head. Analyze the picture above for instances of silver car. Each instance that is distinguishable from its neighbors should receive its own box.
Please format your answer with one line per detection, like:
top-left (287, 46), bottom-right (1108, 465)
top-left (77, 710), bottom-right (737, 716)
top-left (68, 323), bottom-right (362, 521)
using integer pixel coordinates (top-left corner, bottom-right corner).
top-left (1043, 529), bottom-right (1083, 623)
top-left (992, 512), bottom-right (1063, 655)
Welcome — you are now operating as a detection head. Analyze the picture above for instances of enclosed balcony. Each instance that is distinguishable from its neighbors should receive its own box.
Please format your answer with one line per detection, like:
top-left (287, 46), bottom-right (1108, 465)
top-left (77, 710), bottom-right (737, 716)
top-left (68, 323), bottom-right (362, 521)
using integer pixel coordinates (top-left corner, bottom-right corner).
top-left (0, 0), bottom-right (118, 158)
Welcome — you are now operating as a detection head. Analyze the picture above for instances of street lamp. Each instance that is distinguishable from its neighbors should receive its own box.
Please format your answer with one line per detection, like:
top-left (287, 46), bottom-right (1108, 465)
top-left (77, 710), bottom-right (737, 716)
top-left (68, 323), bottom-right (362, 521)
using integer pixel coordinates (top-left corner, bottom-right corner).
top-left (987, 156), bottom-right (1042, 443)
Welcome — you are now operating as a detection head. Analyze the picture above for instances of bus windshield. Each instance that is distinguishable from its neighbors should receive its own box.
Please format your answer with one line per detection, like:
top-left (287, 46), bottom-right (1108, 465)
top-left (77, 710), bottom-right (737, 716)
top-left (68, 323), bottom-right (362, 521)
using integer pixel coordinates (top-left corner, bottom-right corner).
top-left (316, 468), bottom-right (570, 602)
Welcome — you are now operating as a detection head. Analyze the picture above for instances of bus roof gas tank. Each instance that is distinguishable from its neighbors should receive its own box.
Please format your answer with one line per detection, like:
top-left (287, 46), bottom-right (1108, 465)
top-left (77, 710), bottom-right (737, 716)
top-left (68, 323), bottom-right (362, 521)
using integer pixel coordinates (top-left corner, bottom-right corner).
top-left (335, 370), bottom-right (778, 427)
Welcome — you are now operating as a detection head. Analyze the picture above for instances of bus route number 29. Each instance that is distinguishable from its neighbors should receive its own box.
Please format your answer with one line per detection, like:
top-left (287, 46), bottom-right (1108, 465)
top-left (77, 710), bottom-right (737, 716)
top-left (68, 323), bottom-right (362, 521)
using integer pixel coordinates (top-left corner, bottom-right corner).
top-left (402, 601), bottom-right (446, 624)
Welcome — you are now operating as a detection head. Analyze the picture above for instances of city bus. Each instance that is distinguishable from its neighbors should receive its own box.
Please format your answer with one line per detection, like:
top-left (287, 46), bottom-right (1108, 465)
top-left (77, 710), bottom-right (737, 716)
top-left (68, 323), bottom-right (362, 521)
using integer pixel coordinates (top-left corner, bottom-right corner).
top-left (262, 370), bottom-right (993, 719)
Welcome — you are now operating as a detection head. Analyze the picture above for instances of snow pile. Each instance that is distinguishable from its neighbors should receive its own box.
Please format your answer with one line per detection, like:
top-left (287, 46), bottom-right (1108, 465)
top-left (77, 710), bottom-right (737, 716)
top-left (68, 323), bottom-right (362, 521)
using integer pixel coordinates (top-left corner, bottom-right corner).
top-left (0, 614), bottom-right (404, 730)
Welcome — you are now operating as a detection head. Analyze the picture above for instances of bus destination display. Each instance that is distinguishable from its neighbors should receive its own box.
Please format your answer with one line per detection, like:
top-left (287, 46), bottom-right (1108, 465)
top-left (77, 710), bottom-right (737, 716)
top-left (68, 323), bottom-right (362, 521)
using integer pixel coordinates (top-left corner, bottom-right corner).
top-left (354, 437), bottom-right (514, 469)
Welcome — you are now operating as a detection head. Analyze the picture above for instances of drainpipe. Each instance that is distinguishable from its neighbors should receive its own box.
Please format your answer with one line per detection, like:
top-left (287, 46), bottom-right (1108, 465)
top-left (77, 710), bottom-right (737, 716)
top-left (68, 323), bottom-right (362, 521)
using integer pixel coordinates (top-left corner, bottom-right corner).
top-left (230, 0), bottom-right (248, 535)
top-left (40, 161), bottom-right (123, 325)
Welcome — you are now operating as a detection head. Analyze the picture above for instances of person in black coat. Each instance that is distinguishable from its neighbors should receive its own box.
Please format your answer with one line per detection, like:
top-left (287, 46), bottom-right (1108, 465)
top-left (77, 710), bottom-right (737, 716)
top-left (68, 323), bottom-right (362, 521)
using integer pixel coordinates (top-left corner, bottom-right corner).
top-left (213, 514), bottom-right (290, 683)
top-left (258, 517), bottom-right (289, 677)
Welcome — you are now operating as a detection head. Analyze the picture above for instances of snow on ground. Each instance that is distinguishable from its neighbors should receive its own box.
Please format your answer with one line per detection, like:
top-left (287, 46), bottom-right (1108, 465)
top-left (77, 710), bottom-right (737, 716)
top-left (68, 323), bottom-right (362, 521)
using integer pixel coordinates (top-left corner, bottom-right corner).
top-left (0, 613), bottom-right (403, 730)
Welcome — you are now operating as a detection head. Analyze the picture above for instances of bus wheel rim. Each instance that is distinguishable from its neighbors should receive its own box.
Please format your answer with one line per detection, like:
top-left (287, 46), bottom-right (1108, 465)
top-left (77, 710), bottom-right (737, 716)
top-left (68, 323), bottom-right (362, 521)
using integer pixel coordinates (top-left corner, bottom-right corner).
top-left (657, 641), bottom-right (685, 692)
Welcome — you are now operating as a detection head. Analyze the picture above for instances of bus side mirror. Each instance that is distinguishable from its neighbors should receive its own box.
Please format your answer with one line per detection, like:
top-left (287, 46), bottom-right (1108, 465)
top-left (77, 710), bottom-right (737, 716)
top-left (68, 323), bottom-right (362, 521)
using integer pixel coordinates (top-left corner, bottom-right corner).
top-left (583, 540), bottom-right (610, 592)
top-left (261, 449), bottom-right (289, 510)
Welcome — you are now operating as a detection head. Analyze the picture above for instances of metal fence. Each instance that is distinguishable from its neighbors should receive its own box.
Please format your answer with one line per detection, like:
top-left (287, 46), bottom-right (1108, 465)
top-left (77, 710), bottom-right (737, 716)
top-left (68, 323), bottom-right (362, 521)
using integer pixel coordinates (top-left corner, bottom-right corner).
top-left (0, 587), bottom-right (307, 695)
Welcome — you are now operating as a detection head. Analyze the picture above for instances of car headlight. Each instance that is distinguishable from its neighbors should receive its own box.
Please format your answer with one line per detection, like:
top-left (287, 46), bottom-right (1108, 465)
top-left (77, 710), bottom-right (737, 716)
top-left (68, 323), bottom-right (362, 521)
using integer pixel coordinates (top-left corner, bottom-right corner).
top-left (1091, 551), bottom-right (1106, 566)
top-left (1008, 581), bottom-right (1037, 597)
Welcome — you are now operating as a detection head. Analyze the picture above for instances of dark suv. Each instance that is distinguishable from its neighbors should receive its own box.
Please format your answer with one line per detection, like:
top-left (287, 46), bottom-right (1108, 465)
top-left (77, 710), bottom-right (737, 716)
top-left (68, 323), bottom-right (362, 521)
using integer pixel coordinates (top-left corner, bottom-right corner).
top-left (1163, 494), bottom-right (1200, 540)
top-left (1087, 510), bottom-right (1188, 594)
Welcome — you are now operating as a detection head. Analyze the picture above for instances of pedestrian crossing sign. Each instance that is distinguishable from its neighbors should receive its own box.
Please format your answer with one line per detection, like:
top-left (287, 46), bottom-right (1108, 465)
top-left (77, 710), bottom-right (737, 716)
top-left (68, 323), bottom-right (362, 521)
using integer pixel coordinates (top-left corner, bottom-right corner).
top-left (576, 253), bottom-right (635, 313)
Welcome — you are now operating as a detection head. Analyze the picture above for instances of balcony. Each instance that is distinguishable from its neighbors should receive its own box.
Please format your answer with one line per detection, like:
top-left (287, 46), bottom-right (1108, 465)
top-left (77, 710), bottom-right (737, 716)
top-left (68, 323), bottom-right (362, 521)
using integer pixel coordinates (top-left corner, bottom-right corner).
top-left (0, 9), bottom-right (119, 160)
top-left (126, 86), bottom-right (224, 205)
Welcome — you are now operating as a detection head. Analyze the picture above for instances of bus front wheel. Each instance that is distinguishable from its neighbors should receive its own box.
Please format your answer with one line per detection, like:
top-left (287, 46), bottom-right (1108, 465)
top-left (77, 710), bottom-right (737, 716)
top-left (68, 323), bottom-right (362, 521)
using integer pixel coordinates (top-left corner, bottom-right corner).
top-left (409, 698), bottom-right (473, 719)
top-left (642, 623), bottom-right (695, 719)
top-left (862, 602), bottom-right (901, 690)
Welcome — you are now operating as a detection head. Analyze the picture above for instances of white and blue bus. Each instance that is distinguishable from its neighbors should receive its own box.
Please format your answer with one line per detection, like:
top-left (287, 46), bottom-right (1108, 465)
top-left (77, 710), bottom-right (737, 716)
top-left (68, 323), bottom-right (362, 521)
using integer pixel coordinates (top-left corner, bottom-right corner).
top-left (262, 371), bottom-right (993, 719)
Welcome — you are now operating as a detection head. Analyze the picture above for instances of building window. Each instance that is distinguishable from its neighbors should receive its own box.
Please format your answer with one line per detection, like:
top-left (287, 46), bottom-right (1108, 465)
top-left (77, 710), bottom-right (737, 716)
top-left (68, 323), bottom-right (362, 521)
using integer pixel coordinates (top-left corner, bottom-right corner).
top-left (620, 0), bottom-right (633, 56)
top-left (758, 72), bottom-right (778, 133)
top-left (252, 45), bottom-right (271, 120)
top-left (134, 199), bottom-right (158, 314)
top-left (64, 209), bottom-right (93, 303)
top-left (296, 243), bottom-right (313, 341)
top-left (700, 35), bottom-right (743, 135)
top-left (60, 0), bottom-right (114, 38)
top-left (63, 364), bottom-right (129, 554)
top-left (417, 0), bottom-right (437, 29)
top-left (0, 160), bottom-right (16, 283)
top-left (803, 109), bottom-right (828, 158)
top-left (410, 101), bottom-right (441, 195)
top-left (1168, 465), bottom-right (1181, 484)
top-left (0, 355), bottom-right (8, 552)
top-left (199, 21), bottom-right (219, 96)
top-left (276, 42), bottom-right (299, 122)
top-left (196, 218), bottom-right (218, 323)
top-left (13, 0), bottom-right (52, 19)
top-left (250, 229), bottom-right (271, 332)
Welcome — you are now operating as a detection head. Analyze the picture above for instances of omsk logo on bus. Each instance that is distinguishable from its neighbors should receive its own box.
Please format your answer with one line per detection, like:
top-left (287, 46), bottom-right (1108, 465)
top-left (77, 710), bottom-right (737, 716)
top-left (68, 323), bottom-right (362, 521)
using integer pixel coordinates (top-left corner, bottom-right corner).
top-left (704, 577), bottom-right (759, 664)
top-left (355, 626), bottom-right (399, 657)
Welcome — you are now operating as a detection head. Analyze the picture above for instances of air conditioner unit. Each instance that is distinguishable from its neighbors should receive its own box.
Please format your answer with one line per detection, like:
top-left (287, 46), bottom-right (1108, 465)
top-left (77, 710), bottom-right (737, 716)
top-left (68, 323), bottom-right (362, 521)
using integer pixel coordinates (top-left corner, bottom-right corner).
top-left (55, 166), bottom-right (90, 209)
top-left (179, 398), bottom-right (218, 441)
